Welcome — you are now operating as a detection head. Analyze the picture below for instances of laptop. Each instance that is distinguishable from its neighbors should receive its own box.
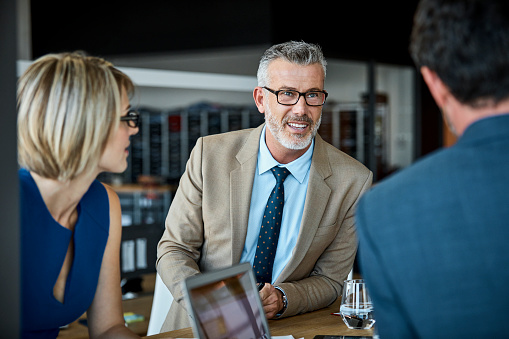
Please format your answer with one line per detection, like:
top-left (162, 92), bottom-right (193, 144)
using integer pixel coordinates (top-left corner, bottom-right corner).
top-left (183, 262), bottom-right (271, 339)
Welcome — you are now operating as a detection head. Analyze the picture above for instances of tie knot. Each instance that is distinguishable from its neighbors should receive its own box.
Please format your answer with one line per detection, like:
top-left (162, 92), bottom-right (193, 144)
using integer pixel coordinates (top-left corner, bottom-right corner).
top-left (271, 166), bottom-right (290, 183)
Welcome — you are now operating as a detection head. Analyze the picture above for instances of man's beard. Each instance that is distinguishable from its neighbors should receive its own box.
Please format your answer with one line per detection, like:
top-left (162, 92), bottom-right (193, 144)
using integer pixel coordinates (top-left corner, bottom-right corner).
top-left (265, 105), bottom-right (322, 150)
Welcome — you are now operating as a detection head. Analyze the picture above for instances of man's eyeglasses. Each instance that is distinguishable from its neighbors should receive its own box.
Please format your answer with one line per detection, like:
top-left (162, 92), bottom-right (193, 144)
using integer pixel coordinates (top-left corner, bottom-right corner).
top-left (263, 87), bottom-right (328, 106)
top-left (120, 110), bottom-right (140, 128)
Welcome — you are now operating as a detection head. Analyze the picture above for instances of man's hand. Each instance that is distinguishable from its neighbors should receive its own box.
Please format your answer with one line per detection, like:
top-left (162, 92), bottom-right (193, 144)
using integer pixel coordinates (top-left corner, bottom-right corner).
top-left (258, 283), bottom-right (284, 319)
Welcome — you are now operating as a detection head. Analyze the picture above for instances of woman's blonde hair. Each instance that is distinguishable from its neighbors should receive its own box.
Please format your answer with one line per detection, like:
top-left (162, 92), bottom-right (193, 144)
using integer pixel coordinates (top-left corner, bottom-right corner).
top-left (17, 52), bottom-right (134, 181)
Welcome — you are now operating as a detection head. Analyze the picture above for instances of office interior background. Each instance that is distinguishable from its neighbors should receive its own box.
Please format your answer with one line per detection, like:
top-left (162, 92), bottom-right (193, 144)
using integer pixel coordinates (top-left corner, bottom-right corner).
top-left (1, 0), bottom-right (446, 335)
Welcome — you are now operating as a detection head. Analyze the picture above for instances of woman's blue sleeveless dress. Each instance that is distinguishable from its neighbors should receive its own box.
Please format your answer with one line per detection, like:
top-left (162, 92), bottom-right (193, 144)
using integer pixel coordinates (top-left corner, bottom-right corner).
top-left (20, 169), bottom-right (110, 338)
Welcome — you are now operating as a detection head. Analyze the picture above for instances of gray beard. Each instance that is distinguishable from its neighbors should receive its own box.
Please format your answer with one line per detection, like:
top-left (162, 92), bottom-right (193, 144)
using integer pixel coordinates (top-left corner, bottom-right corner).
top-left (265, 105), bottom-right (322, 150)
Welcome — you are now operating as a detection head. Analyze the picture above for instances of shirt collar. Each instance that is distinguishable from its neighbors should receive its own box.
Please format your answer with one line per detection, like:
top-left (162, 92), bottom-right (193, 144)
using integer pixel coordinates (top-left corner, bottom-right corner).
top-left (258, 125), bottom-right (314, 184)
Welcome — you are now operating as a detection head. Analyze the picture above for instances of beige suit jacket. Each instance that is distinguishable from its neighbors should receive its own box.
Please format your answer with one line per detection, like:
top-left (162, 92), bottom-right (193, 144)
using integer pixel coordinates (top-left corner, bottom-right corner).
top-left (156, 124), bottom-right (373, 331)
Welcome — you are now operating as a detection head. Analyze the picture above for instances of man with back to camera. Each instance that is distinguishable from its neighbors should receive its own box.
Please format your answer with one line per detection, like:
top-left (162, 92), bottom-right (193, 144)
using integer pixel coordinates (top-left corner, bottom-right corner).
top-left (156, 41), bottom-right (373, 331)
top-left (355, 0), bottom-right (509, 338)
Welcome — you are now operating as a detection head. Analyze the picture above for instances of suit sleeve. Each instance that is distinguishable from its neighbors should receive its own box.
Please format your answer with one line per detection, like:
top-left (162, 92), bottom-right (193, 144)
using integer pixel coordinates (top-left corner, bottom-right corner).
top-left (156, 137), bottom-right (204, 309)
top-left (356, 193), bottom-right (416, 338)
top-left (277, 170), bottom-right (373, 318)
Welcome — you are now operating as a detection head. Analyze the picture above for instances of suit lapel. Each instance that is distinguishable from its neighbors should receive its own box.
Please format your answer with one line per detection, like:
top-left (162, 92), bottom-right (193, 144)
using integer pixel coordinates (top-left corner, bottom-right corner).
top-left (276, 135), bottom-right (332, 282)
top-left (230, 125), bottom-right (263, 264)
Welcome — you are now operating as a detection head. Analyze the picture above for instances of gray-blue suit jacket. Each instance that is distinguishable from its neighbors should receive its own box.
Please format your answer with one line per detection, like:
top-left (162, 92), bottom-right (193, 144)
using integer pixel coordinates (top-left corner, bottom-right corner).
top-left (356, 114), bottom-right (509, 338)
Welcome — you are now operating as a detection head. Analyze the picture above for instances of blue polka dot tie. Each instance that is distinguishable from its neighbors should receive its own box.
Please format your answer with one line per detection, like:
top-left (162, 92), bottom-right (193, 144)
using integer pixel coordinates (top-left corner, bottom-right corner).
top-left (253, 166), bottom-right (290, 284)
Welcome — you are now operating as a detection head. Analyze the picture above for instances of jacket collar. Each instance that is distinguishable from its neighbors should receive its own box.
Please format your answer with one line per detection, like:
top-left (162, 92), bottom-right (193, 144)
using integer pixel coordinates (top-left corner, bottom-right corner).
top-left (457, 113), bottom-right (509, 147)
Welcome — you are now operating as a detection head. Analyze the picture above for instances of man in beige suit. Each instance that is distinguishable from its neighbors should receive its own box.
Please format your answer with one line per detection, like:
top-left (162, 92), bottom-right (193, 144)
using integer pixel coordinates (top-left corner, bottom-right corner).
top-left (157, 41), bottom-right (372, 331)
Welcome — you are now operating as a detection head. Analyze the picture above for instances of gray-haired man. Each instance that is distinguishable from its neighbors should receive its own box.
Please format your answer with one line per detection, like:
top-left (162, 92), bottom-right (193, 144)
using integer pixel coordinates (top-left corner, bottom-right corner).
top-left (157, 41), bottom-right (372, 331)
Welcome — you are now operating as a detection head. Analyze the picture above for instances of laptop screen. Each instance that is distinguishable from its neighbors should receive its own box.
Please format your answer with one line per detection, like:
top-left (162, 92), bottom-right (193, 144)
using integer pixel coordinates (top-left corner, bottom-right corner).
top-left (184, 263), bottom-right (271, 339)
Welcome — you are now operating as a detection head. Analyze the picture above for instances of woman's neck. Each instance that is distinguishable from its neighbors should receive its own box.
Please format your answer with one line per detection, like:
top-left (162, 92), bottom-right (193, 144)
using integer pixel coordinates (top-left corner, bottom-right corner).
top-left (30, 171), bottom-right (96, 230)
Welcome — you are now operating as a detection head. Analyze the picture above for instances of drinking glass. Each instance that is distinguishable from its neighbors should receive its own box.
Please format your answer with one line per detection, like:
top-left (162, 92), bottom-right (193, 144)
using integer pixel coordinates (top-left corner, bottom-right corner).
top-left (339, 279), bottom-right (375, 330)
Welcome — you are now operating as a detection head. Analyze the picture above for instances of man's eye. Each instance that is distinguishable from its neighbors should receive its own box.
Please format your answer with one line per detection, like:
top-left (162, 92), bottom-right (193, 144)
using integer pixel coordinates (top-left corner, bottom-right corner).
top-left (281, 91), bottom-right (297, 97)
top-left (306, 92), bottom-right (319, 98)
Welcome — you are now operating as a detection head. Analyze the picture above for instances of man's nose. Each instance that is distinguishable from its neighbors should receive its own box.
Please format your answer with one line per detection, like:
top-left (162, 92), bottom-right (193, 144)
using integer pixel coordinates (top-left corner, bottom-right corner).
top-left (292, 95), bottom-right (308, 115)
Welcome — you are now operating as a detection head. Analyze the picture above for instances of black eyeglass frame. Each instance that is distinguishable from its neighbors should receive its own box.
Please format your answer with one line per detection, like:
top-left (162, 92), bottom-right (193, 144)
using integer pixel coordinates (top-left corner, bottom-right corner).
top-left (120, 110), bottom-right (140, 128)
top-left (263, 86), bottom-right (328, 106)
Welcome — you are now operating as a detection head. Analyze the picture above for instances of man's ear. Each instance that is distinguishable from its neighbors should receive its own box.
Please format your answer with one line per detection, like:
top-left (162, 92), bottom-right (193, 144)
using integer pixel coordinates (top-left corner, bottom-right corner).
top-left (253, 86), bottom-right (266, 114)
top-left (420, 66), bottom-right (449, 108)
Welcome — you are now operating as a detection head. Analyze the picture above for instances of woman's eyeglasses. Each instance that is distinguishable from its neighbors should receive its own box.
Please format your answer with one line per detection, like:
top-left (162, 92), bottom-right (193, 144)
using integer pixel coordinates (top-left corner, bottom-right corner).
top-left (120, 110), bottom-right (140, 128)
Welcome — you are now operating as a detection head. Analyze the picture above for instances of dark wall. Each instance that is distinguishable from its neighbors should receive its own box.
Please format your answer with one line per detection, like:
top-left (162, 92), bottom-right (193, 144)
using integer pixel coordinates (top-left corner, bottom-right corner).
top-left (269, 2), bottom-right (419, 66)
top-left (30, 0), bottom-right (441, 156)
top-left (32, 1), bottom-right (417, 66)
top-left (31, 0), bottom-right (272, 58)
top-left (0, 0), bottom-right (20, 335)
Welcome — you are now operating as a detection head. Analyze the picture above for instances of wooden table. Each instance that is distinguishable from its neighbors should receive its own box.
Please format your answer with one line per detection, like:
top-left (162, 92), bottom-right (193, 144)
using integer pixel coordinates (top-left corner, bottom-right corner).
top-left (145, 299), bottom-right (374, 339)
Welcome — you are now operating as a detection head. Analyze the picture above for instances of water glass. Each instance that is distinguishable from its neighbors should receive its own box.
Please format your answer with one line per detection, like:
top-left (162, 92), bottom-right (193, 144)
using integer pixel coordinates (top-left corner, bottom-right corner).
top-left (339, 279), bottom-right (375, 330)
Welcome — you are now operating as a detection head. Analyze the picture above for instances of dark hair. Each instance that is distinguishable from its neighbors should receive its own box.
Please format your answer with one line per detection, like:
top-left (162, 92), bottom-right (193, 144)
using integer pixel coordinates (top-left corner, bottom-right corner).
top-left (410, 0), bottom-right (509, 106)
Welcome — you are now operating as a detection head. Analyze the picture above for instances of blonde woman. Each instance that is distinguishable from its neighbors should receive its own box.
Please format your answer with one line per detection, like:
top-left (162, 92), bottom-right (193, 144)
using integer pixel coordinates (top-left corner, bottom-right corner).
top-left (18, 53), bottom-right (140, 338)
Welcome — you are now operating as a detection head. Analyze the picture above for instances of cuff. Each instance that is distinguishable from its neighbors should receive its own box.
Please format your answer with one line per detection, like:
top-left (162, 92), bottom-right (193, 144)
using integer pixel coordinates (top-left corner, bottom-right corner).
top-left (274, 286), bottom-right (288, 318)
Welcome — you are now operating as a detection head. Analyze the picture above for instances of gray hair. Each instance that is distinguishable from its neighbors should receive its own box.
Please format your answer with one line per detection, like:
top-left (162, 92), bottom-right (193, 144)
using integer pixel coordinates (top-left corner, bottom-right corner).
top-left (257, 41), bottom-right (327, 87)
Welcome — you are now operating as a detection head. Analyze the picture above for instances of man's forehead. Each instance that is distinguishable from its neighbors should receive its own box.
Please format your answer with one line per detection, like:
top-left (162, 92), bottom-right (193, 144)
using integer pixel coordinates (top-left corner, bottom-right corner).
top-left (267, 59), bottom-right (325, 88)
